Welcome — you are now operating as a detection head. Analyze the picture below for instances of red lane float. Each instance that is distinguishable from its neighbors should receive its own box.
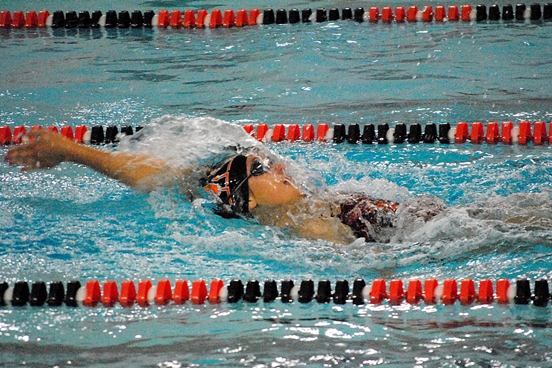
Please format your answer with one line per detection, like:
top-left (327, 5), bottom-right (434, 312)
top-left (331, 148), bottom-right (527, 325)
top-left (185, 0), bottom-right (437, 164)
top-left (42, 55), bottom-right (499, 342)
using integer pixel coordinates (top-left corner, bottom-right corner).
top-left (155, 279), bottom-right (172, 305)
top-left (287, 124), bottom-right (300, 141)
top-left (120, 280), bottom-right (137, 307)
top-left (157, 9), bottom-right (169, 28)
top-left (243, 124), bottom-right (254, 135)
top-left (369, 279), bottom-right (387, 304)
top-left (37, 10), bottom-right (49, 27)
top-left (420, 6), bottom-right (434, 22)
top-left (170, 10), bottom-right (182, 28)
top-left (209, 9), bottom-right (223, 28)
top-left (470, 122), bottom-right (484, 143)
top-left (388, 279), bottom-right (404, 305)
top-left (183, 10), bottom-right (195, 28)
top-left (534, 121), bottom-right (548, 145)
top-left (486, 122), bottom-right (500, 144)
top-left (406, 279), bottom-right (422, 304)
top-left (11, 10), bottom-right (24, 27)
top-left (191, 279), bottom-right (208, 304)
top-left (12, 126), bottom-right (27, 144)
top-left (407, 6), bottom-right (418, 22)
top-left (317, 123), bottom-right (329, 141)
top-left (478, 279), bottom-right (494, 304)
top-left (173, 280), bottom-right (190, 304)
top-left (74, 125), bottom-right (87, 143)
top-left (459, 279), bottom-right (476, 305)
top-left (136, 280), bottom-right (152, 307)
top-left (496, 278), bottom-right (511, 304)
top-left (249, 9), bottom-right (261, 25)
top-left (435, 6), bottom-right (446, 21)
top-left (448, 5), bottom-right (460, 21)
top-left (395, 7), bottom-right (406, 22)
top-left (455, 122), bottom-right (469, 143)
top-left (223, 10), bottom-right (235, 27)
top-left (235, 9), bottom-right (248, 27)
top-left (195, 10), bottom-right (208, 28)
top-left (442, 279), bottom-right (458, 305)
top-left (369, 7), bottom-right (379, 22)
top-left (102, 280), bottom-right (119, 307)
top-left (381, 7), bottom-right (393, 22)
top-left (302, 124), bottom-right (315, 142)
top-left (25, 11), bottom-right (38, 27)
top-left (502, 121), bottom-right (513, 144)
top-left (518, 120), bottom-right (533, 145)
top-left (424, 279), bottom-right (439, 304)
top-left (208, 279), bottom-right (224, 304)
top-left (271, 124), bottom-right (286, 142)
top-left (256, 123), bottom-right (268, 141)
top-left (83, 280), bottom-right (101, 307)
top-left (60, 126), bottom-right (74, 140)
top-left (0, 10), bottom-right (12, 27)
top-left (462, 5), bottom-right (473, 21)
top-left (0, 126), bottom-right (12, 145)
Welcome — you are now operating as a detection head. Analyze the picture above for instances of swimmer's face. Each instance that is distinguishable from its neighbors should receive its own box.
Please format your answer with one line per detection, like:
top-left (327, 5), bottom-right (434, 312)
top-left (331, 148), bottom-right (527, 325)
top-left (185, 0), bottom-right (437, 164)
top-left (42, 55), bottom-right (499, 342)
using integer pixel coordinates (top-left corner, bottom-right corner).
top-left (246, 155), bottom-right (302, 209)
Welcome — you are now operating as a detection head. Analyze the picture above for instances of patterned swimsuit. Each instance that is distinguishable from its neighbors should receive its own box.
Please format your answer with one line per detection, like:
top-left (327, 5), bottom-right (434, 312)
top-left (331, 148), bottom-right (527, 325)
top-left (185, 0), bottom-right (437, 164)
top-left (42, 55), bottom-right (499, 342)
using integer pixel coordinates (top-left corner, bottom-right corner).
top-left (338, 193), bottom-right (398, 242)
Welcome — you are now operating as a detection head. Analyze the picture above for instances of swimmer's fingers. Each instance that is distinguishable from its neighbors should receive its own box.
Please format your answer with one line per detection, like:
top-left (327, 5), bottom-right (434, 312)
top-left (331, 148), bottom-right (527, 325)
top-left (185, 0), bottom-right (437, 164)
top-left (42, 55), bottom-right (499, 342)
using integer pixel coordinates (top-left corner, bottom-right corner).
top-left (4, 139), bottom-right (42, 170)
top-left (4, 130), bottom-right (65, 170)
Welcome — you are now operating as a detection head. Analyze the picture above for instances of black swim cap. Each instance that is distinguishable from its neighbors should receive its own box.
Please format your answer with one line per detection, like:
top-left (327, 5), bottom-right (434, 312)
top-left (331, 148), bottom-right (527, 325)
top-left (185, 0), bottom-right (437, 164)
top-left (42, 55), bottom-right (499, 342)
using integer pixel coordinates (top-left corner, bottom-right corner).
top-left (201, 154), bottom-right (250, 217)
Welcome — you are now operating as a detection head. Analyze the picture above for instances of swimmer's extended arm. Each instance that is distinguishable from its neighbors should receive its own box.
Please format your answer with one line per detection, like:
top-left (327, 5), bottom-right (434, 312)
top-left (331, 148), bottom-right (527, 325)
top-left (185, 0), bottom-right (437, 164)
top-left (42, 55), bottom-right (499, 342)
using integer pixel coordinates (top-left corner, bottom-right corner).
top-left (298, 217), bottom-right (358, 245)
top-left (4, 130), bottom-right (176, 192)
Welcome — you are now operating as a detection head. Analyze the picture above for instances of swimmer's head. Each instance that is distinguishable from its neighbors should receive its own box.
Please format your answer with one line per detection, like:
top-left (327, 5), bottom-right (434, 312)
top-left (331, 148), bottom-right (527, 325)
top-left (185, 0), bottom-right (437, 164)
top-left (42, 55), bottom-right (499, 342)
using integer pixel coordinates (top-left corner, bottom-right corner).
top-left (201, 153), bottom-right (271, 217)
top-left (202, 148), bottom-right (303, 217)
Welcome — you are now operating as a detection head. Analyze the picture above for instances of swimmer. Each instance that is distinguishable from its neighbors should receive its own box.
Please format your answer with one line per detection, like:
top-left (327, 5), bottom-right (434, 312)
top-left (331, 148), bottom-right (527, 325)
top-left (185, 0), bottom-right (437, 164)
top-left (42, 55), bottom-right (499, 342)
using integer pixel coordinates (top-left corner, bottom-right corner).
top-left (4, 129), bottom-right (442, 244)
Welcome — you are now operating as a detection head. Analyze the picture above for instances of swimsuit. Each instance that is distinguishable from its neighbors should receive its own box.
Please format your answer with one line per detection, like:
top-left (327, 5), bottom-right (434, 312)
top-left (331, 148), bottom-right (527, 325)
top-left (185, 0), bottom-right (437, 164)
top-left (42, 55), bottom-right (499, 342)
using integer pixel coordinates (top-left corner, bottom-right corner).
top-left (338, 193), bottom-right (398, 242)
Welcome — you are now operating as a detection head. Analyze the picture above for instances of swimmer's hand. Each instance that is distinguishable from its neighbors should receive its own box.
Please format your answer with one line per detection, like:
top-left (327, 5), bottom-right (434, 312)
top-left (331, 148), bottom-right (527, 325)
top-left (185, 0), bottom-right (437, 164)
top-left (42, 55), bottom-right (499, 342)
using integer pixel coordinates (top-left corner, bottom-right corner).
top-left (4, 130), bottom-right (69, 171)
top-left (4, 129), bottom-right (178, 192)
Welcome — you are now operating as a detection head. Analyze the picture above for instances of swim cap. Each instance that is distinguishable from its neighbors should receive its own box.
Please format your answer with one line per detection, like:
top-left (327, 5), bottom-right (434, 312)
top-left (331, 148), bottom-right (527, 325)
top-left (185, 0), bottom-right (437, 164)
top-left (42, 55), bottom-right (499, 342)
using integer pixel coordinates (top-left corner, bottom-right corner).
top-left (201, 155), bottom-right (250, 217)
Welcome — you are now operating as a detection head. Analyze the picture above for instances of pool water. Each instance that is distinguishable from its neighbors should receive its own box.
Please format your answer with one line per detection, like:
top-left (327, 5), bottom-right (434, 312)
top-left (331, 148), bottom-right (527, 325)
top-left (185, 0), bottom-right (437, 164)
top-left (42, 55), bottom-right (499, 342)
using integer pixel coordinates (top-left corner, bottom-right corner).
top-left (1, 0), bottom-right (552, 366)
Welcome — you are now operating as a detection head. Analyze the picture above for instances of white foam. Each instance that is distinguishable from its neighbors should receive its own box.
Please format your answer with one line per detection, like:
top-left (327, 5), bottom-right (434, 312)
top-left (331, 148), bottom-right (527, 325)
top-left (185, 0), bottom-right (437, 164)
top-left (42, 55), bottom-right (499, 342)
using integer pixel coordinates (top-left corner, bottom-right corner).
top-left (331, 177), bottom-right (411, 202)
top-left (118, 115), bottom-right (262, 170)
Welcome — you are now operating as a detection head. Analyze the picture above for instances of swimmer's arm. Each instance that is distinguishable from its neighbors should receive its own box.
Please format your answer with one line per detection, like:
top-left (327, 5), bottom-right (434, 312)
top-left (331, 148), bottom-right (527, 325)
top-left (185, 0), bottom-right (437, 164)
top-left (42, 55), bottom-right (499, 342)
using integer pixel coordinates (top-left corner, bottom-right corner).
top-left (67, 143), bottom-right (177, 192)
top-left (298, 217), bottom-right (357, 245)
top-left (4, 130), bottom-right (179, 192)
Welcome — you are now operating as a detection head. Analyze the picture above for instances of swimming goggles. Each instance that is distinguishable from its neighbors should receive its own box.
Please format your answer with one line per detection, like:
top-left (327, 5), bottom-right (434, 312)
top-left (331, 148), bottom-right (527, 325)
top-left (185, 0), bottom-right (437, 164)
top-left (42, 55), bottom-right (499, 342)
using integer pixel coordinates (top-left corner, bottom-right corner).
top-left (231, 156), bottom-right (271, 195)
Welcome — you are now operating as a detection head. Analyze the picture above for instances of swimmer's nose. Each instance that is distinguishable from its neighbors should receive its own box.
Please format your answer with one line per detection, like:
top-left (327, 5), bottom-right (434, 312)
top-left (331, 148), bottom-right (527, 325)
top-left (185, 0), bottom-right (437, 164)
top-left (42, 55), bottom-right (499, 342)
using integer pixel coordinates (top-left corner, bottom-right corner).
top-left (271, 163), bottom-right (286, 175)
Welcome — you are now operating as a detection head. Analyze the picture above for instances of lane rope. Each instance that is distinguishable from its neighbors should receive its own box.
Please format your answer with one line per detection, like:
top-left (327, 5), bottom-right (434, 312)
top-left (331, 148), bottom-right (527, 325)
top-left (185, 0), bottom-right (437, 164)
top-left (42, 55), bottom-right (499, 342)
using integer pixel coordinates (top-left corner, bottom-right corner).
top-left (1, 278), bottom-right (549, 308)
top-left (1, 4), bottom-right (552, 29)
top-left (1, 121), bottom-right (551, 146)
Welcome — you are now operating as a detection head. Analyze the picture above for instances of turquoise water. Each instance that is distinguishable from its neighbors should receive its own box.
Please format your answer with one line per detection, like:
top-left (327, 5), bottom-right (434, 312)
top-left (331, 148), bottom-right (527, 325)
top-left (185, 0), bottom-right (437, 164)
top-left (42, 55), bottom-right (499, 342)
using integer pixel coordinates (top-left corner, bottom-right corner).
top-left (1, 0), bottom-right (552, 366)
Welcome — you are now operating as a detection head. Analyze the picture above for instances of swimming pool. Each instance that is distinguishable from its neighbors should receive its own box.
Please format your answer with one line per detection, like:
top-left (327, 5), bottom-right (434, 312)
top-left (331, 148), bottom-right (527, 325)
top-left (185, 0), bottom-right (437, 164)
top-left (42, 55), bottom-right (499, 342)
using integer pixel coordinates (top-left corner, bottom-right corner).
top-left (1, 0), bottom-right (552, 366)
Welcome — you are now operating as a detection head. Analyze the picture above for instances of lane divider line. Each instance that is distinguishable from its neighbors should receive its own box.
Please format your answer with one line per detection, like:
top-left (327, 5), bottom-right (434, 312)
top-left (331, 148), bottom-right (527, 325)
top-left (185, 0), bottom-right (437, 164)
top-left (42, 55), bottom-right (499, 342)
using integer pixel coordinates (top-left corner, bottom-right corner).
top-left (1, 121), bottom-right (550, 146)
top-left (1, 278), bottom-right (550, 308)
top-left (1, 4), bottom-right (552, 30)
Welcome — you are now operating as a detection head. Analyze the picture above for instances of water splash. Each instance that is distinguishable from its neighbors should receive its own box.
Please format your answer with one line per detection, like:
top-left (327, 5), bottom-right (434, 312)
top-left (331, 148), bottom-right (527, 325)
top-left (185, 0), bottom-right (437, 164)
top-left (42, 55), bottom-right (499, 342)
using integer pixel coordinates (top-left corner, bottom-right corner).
top-left (117, 115), bottom-right (262, 170)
